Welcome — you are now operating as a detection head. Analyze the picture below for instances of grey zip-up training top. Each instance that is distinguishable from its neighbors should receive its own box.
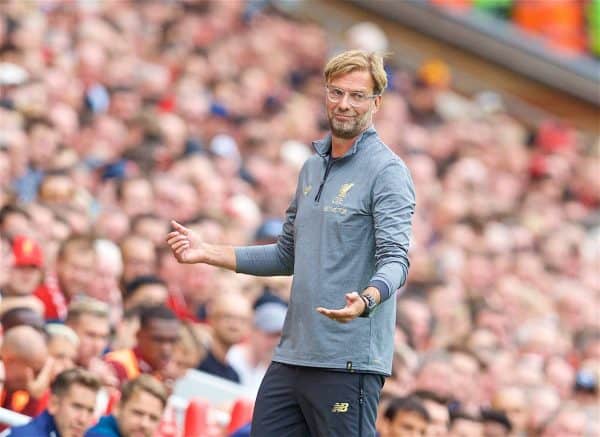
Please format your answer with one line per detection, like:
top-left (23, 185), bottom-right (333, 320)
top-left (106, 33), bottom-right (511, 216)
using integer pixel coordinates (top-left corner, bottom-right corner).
top-left (235, 127), bottom-right (416, 375)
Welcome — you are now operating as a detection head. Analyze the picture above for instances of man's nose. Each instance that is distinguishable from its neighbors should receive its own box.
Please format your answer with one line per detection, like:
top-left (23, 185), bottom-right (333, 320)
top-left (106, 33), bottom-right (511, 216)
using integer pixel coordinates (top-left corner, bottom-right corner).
top-left (337, 92), bottom-right (351, 109)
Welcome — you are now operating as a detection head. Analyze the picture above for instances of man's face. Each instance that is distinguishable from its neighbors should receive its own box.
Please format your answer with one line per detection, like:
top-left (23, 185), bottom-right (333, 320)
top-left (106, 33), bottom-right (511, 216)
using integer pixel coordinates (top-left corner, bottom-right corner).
top-left (450, 418), bottom-right (484, 437)
top-left (211, 306), bottom-right (251, 348)
top-left (0, 238), bottom-right (12, 287)
top-left (49, 383), bottom-right (98, 437)
top-left (48, 336), bottom-right (77, 374)
top-left (389, 411), bottom-right (428, 437)
top-left (7, 266), bottom-right (42, 295)
top-left (69, 314), bottom-right (110, 367)
top-left (116, 390), bottom-right (164, 437)
top-left (4, 352), bottom-right (47, 391)
top-left (137, 318), bottom-right (180, 371)
top-left (121, 179), bottom-right (154, 217)
top-left (483, 421), bottom-right (509, 437)
top-left (58, 248), bottom-right (96, 299)
top-left (124, 284), bottom-right (168, 312)
top-left (122, 239), bottom-right (156, 283)
top-left (423, 400), bottom-right (449, 436)
top-left (326, 70), bottom-right (380, 140)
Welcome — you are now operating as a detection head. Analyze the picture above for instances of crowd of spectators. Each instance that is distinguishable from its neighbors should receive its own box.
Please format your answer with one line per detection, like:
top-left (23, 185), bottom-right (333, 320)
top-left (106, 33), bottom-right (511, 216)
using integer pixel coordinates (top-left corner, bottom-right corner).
top-left (0, 0), bottom-right (598, 436)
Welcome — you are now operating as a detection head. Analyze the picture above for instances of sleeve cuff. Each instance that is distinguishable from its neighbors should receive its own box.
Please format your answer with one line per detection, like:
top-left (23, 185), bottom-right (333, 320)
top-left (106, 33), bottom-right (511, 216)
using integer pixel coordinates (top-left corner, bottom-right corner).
top-left (368, 279), bottom-right (391, 302)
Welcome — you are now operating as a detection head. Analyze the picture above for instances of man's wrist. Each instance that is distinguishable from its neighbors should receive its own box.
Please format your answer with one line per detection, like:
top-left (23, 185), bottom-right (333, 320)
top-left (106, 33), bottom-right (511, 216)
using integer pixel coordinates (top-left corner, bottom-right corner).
top-left (359, 293), bottom-right (377, 318)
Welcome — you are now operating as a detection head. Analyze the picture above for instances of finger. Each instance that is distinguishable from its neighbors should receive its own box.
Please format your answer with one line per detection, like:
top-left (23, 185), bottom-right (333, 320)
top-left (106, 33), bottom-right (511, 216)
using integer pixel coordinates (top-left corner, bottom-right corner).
top-left (171, 240), bottom-right (189, 251)
top-left (171, 220), bottom-right (189, 235)
top-left (166, 234), bottom-right (187, 245)
top-left (175, 245), bottom-right (189, 255)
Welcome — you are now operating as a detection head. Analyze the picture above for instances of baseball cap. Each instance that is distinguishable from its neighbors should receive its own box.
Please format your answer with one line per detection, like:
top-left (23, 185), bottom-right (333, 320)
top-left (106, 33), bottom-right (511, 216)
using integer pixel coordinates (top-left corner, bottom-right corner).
top-left (254, 302), bottom-right (287, 334)
top-left (12, 235), bottom-right (43, 268)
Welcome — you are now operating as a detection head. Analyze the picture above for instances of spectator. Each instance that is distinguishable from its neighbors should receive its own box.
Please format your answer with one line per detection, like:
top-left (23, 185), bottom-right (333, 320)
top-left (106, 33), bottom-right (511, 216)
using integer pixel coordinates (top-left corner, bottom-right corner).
top-left (65, 297), bottom-right (110, 369)
top-left (0, 206), bottom-right (32, 239)
top-left (0, 325), bottom-right (50, 418)
top-left (35, 235), bottom-right (97, 321)
top-left (119, 235), bottom-right (157, 286)
top-left (382, 395), bottom-right (430, 437)
top-left (46, 323), bottom-right (79, 377)
top-left (104, 305), bottom-right (180, 385)
top-left (0, 235), bottom-right (45, 317)
top-left (85, 375), bottom-right (167, 437)
top-left (0, 234), bottom-right (12, 290)
top-left (198, 292), bottom-right (252, 383)
top-left (227, 301), bottom-right (287, 394)
top-left (122, 275), bottom-right (168, 312)
top-left (539, 405), bottom-right (587, 437)
top-left (0, 307), bottom-right (45, 333)
top-left (449, 410), bottom-right (484, 437)
top-left (88, 239), bottom-right (123, 325)
top-left (414, 390), bottom-right (450, 437)
top-left (6, 368), bottom-right (101, 437)
top-left (491, 386), bottom-right (528, 437)
top-left (480, 408), bottom-right (512, 437)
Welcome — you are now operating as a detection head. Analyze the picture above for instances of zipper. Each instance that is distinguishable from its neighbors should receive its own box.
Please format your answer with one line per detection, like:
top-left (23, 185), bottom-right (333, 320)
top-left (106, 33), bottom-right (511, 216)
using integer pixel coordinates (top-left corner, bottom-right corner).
top-left (314, 157), bottom-right (335, 203)
top-left (358, 374), bottom-right (364, 437)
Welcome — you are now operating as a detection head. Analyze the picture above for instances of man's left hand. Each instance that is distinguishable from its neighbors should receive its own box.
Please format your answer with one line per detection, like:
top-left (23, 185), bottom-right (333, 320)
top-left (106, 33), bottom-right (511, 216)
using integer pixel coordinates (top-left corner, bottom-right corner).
top-left (316, 292), bottom-right (365, 323)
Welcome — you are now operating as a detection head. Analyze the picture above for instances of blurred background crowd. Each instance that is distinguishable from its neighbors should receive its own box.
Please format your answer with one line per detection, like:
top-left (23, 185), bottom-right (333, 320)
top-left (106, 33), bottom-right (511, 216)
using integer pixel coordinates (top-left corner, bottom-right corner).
top-left (0, 0), bottom-right (598, 436)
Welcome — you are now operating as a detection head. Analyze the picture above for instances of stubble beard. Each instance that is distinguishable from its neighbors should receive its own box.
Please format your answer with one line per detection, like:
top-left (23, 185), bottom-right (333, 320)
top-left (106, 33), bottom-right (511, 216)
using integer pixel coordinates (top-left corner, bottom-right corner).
top-left (328, 111), bottom-right (370, 139)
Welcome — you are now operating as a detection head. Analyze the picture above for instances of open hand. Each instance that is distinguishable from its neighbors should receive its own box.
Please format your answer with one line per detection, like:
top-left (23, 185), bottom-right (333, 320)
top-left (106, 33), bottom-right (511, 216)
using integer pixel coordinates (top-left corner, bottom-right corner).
top-left (166, 220), bottom-right (205, 264)
top-left (316, 292), bottom-right (366, 323)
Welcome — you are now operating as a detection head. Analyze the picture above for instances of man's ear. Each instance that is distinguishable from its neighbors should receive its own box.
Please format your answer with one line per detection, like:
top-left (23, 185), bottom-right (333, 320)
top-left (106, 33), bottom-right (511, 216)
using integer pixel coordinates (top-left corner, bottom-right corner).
top-left (372, 95), bottom-right (382, 114)
top-left (47, 394), bottom-right (59, 415)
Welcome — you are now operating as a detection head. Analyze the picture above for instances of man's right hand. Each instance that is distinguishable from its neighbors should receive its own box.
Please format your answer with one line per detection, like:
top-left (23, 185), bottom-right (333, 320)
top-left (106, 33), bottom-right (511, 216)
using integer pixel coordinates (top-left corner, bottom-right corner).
top-left (166, 220), bottom-right (205, 264)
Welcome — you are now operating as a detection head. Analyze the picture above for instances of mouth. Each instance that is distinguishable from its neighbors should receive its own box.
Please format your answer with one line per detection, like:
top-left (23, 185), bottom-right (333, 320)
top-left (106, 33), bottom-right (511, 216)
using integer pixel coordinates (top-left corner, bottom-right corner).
top-left (334, 114), bottom-right (354, 120)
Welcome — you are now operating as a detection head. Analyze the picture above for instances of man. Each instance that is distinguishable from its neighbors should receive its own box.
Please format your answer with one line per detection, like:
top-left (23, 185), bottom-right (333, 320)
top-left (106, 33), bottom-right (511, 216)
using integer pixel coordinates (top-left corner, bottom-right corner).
top-left (66, 297), bottom-right (111, 369)
top-left (0, 233), bottom-right (12, 290)
top-left (0, 307), bottom-right (45, 333)
top-left (539, 406), bottom-right (587, 437)
top-left (197, 292), bottom-right (252, 383)
top-left (480, 408), bottom-right (511, 437)
top-left (167, 50), bottom-right (415, 436)
top-left (35, 235), bottom-right (97, 321)
top-left (0, 326), bottom-right (51, 418)
top-left (5, 368), bottom-right (101, 437)
top-left (491, 386), bottom-right (528, 437)
top-left (0, 235), bottom-right (46, 317)
top-left (122, 275), bottom-right (169, 312)
top-left (46, 324), bottom-right (79, 377)
top-left (227, 301), bottom-right (287, 394)
top-left (414, 390), bottom-right (450, 436)
top-left (105, 305), bottom-right (180, 385)
top-left (382, 395), bottom-right (430, 437)
top-left (119, 235), bottom-right (157, 286)
top-left (449, 411), bottom-right (484, 437)
top-left (85, 375), bottom-right (167, 437)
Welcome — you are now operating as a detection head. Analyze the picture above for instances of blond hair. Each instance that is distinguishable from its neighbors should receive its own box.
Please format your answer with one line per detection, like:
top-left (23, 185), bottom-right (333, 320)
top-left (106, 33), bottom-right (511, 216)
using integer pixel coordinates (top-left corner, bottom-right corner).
top-left (120, 374), bottom-right (168, 408)
top-left (66, 296), bottom-right (110, 323)
top-left (324, 50), bottom-right (388, 96)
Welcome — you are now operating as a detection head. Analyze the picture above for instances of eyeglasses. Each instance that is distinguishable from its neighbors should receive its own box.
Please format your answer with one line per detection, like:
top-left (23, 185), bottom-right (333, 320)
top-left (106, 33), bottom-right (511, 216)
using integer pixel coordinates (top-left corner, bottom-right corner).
top-left (325, 86), bottom-right (379, 107)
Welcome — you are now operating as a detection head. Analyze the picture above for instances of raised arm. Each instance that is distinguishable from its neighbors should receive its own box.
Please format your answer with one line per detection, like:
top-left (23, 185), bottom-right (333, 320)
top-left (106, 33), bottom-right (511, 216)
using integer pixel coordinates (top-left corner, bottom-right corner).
top-left (166, 220), bottom-right (237, 270)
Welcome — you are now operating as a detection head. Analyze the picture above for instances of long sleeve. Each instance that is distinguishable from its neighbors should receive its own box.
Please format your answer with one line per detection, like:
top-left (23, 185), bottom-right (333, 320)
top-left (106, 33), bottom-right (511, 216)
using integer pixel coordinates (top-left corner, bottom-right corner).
top-left (367, 161), bottom-right (416, 302)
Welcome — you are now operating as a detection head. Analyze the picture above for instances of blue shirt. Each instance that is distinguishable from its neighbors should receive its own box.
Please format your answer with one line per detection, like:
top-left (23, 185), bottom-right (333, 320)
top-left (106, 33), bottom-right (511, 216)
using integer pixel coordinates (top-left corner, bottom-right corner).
top-left (84, 415), bottom-right (121, 437)
top-left (6, 410), bottom-right (59, 437)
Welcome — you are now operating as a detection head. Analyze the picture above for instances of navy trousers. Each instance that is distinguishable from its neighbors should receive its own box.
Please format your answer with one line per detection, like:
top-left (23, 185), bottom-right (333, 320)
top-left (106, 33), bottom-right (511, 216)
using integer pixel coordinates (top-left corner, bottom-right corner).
top-left (251, 362), bottom-right (384, 437)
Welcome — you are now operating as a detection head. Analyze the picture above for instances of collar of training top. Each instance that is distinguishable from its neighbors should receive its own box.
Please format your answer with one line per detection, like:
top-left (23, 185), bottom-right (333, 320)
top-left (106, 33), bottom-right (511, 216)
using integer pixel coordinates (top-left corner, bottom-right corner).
top-left (312, 125), bottom-right (376, 159)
